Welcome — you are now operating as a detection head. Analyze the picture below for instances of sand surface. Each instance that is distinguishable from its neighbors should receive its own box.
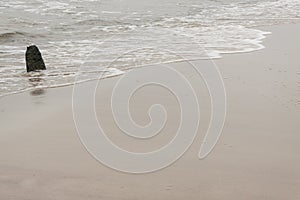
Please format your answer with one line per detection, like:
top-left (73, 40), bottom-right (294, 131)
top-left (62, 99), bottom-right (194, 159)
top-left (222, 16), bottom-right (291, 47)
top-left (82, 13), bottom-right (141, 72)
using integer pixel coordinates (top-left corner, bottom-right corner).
top-left (0, 23), bottom-right (299, 199)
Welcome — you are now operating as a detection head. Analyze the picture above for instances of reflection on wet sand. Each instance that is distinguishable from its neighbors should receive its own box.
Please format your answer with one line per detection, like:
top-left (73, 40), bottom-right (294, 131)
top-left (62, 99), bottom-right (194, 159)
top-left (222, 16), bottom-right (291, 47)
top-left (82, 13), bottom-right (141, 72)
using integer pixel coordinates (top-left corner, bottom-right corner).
top-left (30, 88), bottom-right (45, 96)
top-left (28, 75), bottom-right (46, 104)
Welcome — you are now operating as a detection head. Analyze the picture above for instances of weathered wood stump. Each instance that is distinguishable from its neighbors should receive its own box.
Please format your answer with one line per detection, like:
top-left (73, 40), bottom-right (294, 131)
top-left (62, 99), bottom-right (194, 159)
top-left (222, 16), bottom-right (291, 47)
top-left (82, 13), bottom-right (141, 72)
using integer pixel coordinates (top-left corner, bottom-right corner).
top-left (25, 45), bottom-right (46, 72)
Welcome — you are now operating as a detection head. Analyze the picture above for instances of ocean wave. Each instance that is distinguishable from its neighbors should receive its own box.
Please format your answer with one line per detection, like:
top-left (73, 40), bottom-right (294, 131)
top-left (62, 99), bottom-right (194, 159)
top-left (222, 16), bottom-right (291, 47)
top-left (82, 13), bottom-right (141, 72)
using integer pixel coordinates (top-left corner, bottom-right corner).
top-left (0, 31), bottom-right (26, 39)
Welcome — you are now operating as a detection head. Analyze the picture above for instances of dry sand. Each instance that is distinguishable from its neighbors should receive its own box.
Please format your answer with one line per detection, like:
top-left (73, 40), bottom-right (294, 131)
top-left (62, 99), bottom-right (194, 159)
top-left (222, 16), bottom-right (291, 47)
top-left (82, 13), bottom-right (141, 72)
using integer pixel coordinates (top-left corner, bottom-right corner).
top-left (0, 23), bottom-right (299, 199)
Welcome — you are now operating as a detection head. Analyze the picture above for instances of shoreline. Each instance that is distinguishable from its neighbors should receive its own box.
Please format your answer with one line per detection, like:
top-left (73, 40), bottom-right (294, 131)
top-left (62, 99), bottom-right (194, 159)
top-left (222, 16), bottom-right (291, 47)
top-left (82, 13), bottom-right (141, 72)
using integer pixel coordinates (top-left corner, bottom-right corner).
top-left (0, 22), bottom-right (299, 199)
top-left (0, 22), bottom-right (280, 100)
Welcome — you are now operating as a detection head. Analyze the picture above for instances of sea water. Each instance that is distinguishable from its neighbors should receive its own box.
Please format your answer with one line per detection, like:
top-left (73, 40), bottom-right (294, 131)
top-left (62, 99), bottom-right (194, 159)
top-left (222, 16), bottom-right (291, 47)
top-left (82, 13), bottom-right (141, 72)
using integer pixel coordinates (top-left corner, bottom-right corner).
top-left (0, 0), bottom-right (299, 96)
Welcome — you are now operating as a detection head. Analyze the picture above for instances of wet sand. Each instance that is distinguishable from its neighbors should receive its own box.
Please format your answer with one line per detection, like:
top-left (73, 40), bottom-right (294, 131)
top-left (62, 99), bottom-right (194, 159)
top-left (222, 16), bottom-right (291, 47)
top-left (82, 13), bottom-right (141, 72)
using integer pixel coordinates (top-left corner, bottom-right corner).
top-left (0, 23), bottom-right (299, 199)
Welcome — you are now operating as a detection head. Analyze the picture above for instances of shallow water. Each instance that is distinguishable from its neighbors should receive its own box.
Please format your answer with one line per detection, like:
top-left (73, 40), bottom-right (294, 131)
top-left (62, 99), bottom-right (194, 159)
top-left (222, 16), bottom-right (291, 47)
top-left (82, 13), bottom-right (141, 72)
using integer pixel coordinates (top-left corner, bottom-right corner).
top-left (0, 0), bottom-right (299, 96)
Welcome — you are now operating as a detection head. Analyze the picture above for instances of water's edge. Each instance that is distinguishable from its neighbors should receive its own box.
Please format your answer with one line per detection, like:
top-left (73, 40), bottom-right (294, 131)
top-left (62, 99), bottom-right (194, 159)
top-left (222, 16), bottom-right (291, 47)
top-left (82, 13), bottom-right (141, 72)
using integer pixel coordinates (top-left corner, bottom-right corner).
top-left (0, 25), bottom-right (272, 99)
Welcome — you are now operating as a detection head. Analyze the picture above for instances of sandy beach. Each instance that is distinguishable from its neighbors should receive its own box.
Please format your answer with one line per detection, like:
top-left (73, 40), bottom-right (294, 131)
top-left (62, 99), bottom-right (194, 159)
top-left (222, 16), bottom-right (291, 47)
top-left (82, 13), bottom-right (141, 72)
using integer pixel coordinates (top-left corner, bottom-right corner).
top-left (0, 23), bottom-right (299, 199)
